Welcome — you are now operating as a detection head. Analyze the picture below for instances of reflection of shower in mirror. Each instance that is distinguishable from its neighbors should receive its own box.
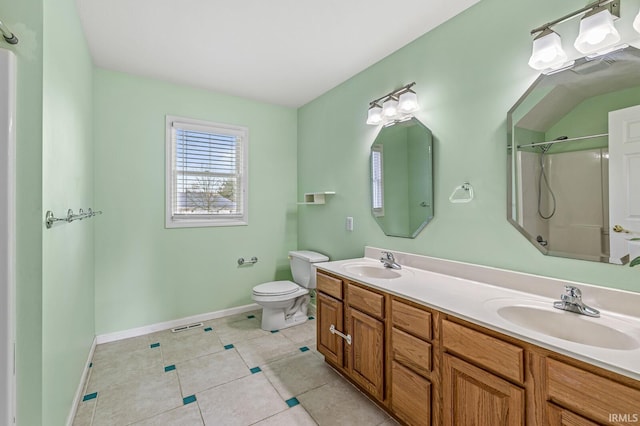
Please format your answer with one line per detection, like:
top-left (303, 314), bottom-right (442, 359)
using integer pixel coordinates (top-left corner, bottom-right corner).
top-left (537, 143), bottom-right (555, 219)
top-left (536, 136), bottom-right (567, 219)
top-left (519, 148), bottom-right (609, 259)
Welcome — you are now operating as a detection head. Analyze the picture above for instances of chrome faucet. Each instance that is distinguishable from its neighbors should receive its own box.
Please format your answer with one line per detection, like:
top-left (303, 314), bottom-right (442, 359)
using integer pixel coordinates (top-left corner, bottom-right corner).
top-left (553, 285), bottom-right (600, 317)
top-left (380, 251), bottom-right (401, 269)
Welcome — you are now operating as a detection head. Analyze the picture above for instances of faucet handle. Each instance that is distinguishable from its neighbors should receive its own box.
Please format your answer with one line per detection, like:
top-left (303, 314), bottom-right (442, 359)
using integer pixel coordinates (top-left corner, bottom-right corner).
top-left (563, 285), bottom-right (582, 299)
top-left (381, 251), bottom-right (394, 260)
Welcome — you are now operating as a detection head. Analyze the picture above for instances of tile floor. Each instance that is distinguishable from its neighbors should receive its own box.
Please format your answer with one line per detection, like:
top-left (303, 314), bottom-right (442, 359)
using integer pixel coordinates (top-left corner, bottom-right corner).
top-left (73, 310), bottom-right (400, 425)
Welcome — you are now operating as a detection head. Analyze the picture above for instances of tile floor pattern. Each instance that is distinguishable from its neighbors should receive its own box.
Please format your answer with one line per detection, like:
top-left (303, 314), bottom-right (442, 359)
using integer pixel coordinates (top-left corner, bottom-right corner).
top-left (73, 311), bottom-right (400, 425)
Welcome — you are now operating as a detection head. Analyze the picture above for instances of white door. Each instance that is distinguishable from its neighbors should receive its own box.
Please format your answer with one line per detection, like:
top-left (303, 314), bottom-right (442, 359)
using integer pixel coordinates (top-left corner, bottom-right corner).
top-left (609, 104), bottom-right (640, 264)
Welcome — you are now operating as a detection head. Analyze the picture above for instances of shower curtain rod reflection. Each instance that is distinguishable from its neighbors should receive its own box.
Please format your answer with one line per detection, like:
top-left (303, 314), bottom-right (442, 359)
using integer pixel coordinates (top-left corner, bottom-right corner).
top-left (518, 133), bottom-right (608, 149)
top-left (45, 208), bottom-right (102, 229)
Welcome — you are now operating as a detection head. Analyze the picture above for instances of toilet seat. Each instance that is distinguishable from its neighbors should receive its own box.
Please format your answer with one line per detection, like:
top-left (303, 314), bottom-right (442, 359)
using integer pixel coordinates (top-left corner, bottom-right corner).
top-left (252, 280), bottom-right (299, 297)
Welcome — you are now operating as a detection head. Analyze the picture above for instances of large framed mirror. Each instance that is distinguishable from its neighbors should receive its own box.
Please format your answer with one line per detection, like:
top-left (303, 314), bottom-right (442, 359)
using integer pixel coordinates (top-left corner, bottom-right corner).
top-left (370, 117), bottom-right (434, 238)
top-left (507, 46), bottom-right (640, 264)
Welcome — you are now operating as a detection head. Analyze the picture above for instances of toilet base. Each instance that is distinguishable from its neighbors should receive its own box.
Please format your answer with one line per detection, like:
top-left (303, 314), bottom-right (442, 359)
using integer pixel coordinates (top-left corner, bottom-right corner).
top-left (260, 298), bottom-right (310, 331)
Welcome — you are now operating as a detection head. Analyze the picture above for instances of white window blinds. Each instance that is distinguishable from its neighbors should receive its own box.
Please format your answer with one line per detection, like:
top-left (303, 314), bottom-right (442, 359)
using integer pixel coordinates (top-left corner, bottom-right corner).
top-left (166, 117), bottom-right (248, 227)
top-left (371, 144), bottom-right (384, 217)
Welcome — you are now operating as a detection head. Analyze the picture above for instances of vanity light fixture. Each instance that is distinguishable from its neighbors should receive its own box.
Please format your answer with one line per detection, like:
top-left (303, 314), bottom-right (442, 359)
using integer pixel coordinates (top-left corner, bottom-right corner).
top-left (528, 28), bottom-right (569, 71)
top-left (382, 96), bottom-right (399, 118)
top-left (366, 82), bottom-right (418, 126)
top-left (574, 6), bottom-right (621, 54)
top-left (367, 102), bottom-right (383, 125)
top-left (528, 0), bottom-right (624, 72)
top-left (398, 89), bottom-right (419, 114)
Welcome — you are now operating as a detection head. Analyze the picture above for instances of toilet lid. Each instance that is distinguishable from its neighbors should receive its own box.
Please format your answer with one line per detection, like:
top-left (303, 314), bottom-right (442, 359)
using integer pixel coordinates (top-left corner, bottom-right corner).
top-left (253, 280), bottom-right (299, 296)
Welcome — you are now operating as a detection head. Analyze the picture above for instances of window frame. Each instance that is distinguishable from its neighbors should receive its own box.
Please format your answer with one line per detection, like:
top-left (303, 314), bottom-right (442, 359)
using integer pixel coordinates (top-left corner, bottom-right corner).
top-left (371, 143), bottom-right (385, 217)
top-left (165, 115), bottom-right (249, 228)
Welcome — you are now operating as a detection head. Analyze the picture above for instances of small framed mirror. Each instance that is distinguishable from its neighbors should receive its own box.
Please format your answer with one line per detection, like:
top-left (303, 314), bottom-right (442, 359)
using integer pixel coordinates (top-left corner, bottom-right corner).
top-left (370, 117), bottom-right (434, 238)
top-left (507, 46), bottom-right (640, 264)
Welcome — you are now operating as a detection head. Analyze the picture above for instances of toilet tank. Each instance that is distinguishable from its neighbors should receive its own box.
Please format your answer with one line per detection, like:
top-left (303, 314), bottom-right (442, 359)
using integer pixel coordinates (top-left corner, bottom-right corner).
top-left (289, 250), bottom-right (329, 289)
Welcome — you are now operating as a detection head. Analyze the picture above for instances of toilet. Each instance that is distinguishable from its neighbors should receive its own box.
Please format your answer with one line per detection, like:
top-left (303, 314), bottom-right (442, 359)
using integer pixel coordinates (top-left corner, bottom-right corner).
top-left (252, 250), bottom-right (329, 331)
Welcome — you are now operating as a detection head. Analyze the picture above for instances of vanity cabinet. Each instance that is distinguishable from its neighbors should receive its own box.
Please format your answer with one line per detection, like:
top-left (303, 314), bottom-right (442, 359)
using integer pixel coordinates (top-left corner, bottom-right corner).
top-left (316, 272), bottom-right (387, 402)
top-left (316, 273), bottom-right (345, 368)
top-left (315, 269), bottom-right (640, 426)
top-left (390, 298), bottom-right (435, 426)
top-left (441, 319), bottom-right (525, 426)
top-left (442, 354), bottom-right (524, 426)
top-left (545, 358), bottom-right (640, 425)
top-left (346, 289), bottom-right (385, 400)
top-left (547, 403), bottom-right (600, 426)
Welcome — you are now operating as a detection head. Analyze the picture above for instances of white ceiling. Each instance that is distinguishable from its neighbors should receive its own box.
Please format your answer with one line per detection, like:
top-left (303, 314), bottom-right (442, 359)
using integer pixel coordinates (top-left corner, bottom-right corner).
top-left (76, 0), bottom-right (480, 107)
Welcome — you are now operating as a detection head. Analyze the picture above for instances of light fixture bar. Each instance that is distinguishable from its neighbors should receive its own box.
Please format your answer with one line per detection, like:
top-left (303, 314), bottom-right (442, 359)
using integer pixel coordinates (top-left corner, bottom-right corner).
top-left (368, 82), bottom-right (416, 107)
top-left (530, 0), bottom-right (619, 35)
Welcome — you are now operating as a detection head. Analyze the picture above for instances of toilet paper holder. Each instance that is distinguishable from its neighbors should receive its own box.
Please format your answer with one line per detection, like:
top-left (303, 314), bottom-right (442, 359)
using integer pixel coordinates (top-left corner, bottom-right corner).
top-left (238, 256), bottom-right (258, 266)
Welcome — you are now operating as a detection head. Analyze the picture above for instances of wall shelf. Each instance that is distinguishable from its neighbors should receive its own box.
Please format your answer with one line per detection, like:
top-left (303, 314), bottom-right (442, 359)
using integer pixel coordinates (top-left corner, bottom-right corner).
top-left (298, 192), bottom-right (335, 205)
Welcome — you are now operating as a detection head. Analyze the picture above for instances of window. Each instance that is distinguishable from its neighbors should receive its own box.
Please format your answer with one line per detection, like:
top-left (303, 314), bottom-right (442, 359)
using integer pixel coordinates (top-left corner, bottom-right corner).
top-left (371, 144), bottom-right (384, 217)
top-left (166, 116), bottom-right (248, 228)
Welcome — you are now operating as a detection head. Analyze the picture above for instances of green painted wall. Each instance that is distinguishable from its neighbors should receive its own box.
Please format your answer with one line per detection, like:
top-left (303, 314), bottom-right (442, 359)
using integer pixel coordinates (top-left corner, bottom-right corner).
top-left (93, 69), bottom-right (298, 335)
top-left (0, 0), bottom-right (44, 424)
top-left (297, 0), bottom-right (640, 293)
top-left (42, 0), bottom-right (94, 422)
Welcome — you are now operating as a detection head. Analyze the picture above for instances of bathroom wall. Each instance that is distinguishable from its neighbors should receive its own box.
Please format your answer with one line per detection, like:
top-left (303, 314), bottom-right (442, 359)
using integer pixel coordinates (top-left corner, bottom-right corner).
top-left (0, 0), bottom-right (44, 424)
top-left (297, 0), bottom-right (640, 292)
top-left (41, 0), bottom-right (95, 422)
top-left (93, 69), bottom-right (298, 335)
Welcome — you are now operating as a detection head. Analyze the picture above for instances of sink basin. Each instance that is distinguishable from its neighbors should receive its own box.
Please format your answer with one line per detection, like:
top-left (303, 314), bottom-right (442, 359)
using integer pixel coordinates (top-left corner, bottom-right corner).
top-left (343, 263), bottom-right (402, 279)
top-left (485, 298), bottom-right (640, 350)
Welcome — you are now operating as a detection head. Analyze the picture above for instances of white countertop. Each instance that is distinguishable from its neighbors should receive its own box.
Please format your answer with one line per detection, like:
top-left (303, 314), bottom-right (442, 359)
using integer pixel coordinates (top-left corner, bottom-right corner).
top-left (315, 247), bottom-right (640, 381)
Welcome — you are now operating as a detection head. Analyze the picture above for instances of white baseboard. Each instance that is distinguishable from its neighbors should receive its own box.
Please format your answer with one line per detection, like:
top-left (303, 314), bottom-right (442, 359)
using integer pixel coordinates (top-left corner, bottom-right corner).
top-left (96, 303), bottom-right (261, 345)
top-left (66, 336), bottom-right (97, 426)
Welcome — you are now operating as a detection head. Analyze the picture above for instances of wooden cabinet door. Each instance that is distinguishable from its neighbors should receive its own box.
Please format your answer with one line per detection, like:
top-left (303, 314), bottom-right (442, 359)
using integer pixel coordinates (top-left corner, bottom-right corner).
top-left (443, 354), bottom-right (524, 426)
top-left (547, 403), bottom-right (600, 426)
top-left (348, 308), bottom-right (385, 400)
top-left (392, 361), bottom-right (431, 426)
top-left (317, 292), bottom-right (344, 367)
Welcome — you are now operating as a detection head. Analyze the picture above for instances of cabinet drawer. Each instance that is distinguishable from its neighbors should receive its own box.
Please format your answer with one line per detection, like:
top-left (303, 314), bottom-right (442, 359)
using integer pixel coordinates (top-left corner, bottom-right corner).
top-left (317, 272), bottom-right (343, 300)
top-left (442, 320), bottom-right (524, 384)
top-left (347, 283), bottom-right (384, 319)
top-left (547, 358), bottom-right (640, 424)
top-left (392, 299), bottom-right (432, 340)
top-left (392, 327), bottom-right (431, 377)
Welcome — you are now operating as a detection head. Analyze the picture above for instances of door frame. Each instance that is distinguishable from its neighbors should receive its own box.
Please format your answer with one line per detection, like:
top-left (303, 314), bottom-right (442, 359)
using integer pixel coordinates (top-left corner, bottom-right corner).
top-left (0, 48), bottom-right (17, 425)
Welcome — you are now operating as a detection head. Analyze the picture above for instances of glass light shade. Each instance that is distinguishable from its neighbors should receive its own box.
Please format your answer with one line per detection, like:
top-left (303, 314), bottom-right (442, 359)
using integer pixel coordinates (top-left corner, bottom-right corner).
top-left (382, 97), bottom-right (399, 118)
top-left (634, 7), bottom-right (640, 33)
top-left (366, 104), bottom-right (383, 125)
top-left (574, 7), bottom-right (620, 54)
top-left (528, 29), bottom-right (568, 71)
top-left (398, 90), bottom-right (419, 113)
